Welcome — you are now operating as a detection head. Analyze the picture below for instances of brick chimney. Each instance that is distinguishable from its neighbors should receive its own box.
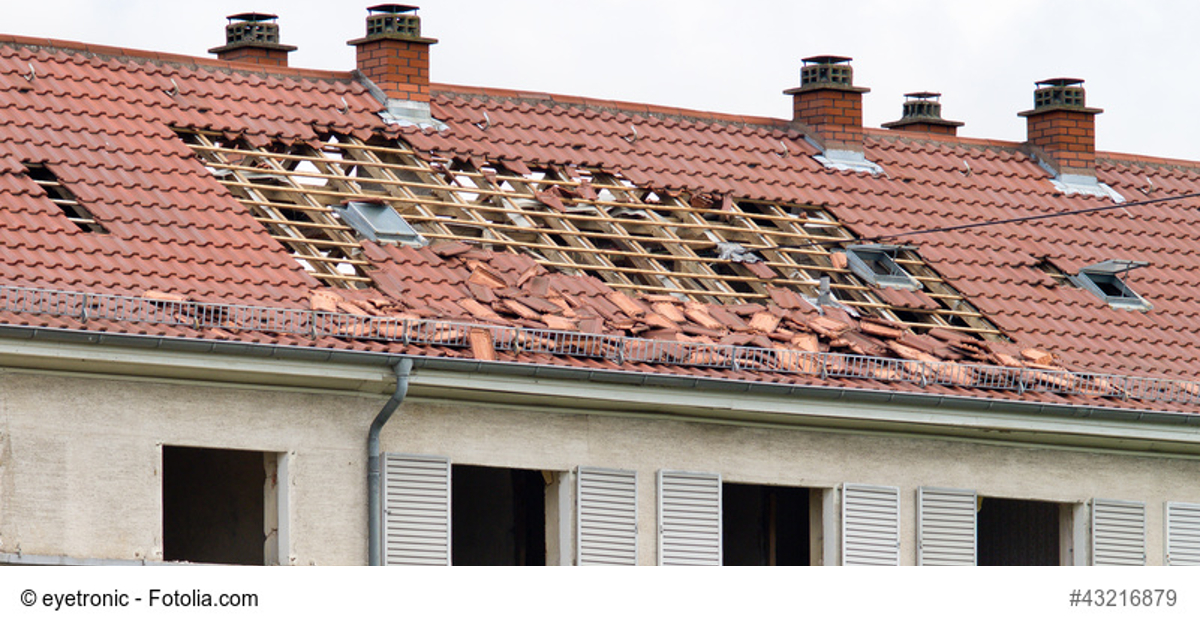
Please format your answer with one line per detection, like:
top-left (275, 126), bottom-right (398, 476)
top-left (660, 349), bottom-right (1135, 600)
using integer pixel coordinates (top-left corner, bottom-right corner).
top-left (348, 4), bottom-right (437, 103)
top-left (882, 92), bottom-right (963, 137)
top-left (208, 13), bottom-right (296, 67)
top-left (1019, 78), bottom-right (1102, 179)
top-left (784, 56), bottom-right (870, 158)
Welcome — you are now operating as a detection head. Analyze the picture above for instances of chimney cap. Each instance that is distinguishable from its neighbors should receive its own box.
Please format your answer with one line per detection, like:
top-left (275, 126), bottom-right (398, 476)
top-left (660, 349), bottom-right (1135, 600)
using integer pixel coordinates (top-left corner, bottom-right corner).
top-left (802, 55), bottom-right (853, 65)
top-left (209, 10), bottom-right (296, 55)
top-left (883, 91), bottom-right (963, 131)
top-left (226, 12), bottom-right (279, 23)
top-left (1020, 76), bottom-right (1102, 117)
top-left (904, 91), bottom-right (942, 101)
top-left (349, 3), bottom-right (438, 46)
top-left (368, 4), bottom-right (420, 13)
top-left (785, 54), bottom-right (868, 95)
top-left (1035, 77), bottom-right (1085, 88)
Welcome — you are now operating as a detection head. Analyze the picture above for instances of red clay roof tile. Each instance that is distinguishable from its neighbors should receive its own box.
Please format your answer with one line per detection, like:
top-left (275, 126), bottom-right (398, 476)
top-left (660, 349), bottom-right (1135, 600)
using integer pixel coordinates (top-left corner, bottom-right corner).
top-left (1, 37), bottom-right (1200, 413)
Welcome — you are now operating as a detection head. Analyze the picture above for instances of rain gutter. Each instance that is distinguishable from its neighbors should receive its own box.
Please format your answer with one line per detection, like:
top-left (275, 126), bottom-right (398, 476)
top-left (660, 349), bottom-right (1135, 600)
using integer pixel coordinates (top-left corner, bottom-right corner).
top-left (0, 324), bottom-right (1197, 436)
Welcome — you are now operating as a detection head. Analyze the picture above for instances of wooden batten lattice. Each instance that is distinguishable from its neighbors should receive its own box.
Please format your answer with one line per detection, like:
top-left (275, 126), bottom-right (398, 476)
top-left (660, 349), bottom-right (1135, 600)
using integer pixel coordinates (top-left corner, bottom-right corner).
top-left (179, 129), bottom-right (1001, 338)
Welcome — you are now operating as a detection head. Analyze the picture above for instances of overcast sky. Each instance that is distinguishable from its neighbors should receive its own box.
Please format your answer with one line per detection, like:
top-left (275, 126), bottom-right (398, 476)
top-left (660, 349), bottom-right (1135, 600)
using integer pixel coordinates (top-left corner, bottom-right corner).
top-left (8, 1), bottom-right (1200, 161)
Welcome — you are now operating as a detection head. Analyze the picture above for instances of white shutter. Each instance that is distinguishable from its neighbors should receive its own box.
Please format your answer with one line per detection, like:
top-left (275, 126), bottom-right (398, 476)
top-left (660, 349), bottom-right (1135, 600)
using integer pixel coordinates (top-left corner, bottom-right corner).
top-left (576, 467), bottom-right (638, 566)
top-left (658, 471), bottom-right (721, 566)
top-left (1092, 498), bottom-right (1145, 566)
top-left (382, 454), bottom-right (451, 565)
top-left (842, 483), bottom-right (900, 566)
top-left (1165, 502), bottom-right (1200, 566)
top-left (918, 487), bottom-right (976, 566)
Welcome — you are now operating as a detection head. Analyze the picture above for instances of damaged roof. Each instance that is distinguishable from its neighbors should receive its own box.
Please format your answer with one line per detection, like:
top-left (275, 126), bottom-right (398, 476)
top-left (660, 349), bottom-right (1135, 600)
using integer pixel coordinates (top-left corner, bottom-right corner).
top-left (4, 22), bottom-right (1200, 415)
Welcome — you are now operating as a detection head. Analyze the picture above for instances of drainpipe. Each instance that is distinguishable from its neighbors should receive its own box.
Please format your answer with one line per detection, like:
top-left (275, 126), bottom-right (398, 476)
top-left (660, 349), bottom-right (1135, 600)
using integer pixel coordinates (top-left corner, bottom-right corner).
top-left (368, 357), bottom-right (413, 566)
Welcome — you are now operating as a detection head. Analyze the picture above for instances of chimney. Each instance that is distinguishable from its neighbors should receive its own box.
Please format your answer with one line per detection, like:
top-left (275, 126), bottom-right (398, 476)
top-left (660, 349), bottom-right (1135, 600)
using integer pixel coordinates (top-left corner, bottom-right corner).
top-left (881, 92), bottom-right (963, 136)
top-left (1018, 78), bottom-right (1102, 179)
top-left (784, 56), bottom-right (870, 158)
top-left (208, 13), bottom-right (296, 67)
top-left (348, 4), bottom-right (438, 103)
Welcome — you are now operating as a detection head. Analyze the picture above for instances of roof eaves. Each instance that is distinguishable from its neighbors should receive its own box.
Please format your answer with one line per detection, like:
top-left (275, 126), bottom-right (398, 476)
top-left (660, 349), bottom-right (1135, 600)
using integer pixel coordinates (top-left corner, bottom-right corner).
top-left (6, 323), bottom-right (1200, 453)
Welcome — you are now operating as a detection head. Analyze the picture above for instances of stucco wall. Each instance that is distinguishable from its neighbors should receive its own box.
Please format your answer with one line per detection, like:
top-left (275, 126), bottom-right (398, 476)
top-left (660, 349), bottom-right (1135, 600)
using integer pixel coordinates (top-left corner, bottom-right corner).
top-left (2, 368), bottom-right (1199, 565)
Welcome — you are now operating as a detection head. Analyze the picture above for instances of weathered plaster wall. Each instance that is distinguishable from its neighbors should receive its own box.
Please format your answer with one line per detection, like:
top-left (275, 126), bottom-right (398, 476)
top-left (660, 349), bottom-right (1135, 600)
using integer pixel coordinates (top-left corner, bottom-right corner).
top-left (2, 368), bottom-right (1199, 566)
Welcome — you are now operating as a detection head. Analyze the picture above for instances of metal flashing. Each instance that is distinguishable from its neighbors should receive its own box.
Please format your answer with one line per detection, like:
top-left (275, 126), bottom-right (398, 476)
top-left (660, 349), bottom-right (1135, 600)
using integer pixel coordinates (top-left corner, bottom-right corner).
top-left (380, 98), bottom-right (448, 130)
top-left (812, 149), bottom-right (883, 175)
top-left (1050, 172), bottom-right (1125, 203)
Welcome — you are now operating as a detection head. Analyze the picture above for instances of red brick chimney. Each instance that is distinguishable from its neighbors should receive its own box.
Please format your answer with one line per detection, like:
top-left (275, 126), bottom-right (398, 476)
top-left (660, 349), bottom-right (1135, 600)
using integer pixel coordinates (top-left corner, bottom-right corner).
top-left (1019, 78), bottom-right (1102, 178)
top-left (882, 92), bottom-right (963, 137)
top-left (347, 4), bottom-right (437, 103)
top-left (784, 56), bottom-right (870, 155)
top-left (208, 13), bottom-right (296, 67)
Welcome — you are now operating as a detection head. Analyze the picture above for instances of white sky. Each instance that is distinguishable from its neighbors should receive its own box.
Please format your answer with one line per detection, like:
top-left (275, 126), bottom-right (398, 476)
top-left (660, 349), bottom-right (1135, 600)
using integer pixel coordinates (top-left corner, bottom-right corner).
top-left (8, 1), bottom-right (1200, 161)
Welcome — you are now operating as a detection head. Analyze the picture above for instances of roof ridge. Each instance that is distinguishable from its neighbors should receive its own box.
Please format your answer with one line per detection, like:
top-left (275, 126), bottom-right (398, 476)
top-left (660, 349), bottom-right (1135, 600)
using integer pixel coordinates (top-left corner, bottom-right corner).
top-left (431, 82), bottom-right (791, 130)
top-left (1097, 151), bottom-right (1200, 171)
top-left (0, 33), bottom-right (354, 82)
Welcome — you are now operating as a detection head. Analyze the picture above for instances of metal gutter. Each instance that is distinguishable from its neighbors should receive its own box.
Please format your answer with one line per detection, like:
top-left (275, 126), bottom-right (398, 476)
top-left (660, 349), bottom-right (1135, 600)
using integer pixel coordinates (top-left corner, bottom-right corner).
top-left (2, 283), bottom-right (1199, 409)
top-left (367, 358), bottom-right (412, 566)
top-left (0, 323), bottom-right (1197, 432)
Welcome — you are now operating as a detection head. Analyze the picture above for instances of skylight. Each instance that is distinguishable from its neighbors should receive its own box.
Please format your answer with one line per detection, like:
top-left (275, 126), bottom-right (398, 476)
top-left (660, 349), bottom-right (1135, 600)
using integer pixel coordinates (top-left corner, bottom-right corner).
top-left (1071, 260), bottom-right (1151, 310)
top-left (23, 163), bottom-right (107, 234)
top-left (337, 200), bottom-right (427, 246)
top-left (843, 245), bottom-right (921, 290)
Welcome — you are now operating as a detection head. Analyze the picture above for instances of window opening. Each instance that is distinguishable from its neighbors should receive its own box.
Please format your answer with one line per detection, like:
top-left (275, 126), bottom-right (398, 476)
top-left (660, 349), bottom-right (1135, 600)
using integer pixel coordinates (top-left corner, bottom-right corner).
top-left (977, 497), bottom-right (1065, 566)
top-left (1071, 260), bottom-right (1151, 310)
top-left (722, 483), bottom-right (813, 566)
top-left (23, 163), bottom-right (107, 234)
top-left (452, 464), bottom-right (547, 566)
top-left (336, 200), bottom-right (427, 246)
top-left (162, 446), bottom-right (276, 565)
top-left (843, 245), bottom-right (921, 290)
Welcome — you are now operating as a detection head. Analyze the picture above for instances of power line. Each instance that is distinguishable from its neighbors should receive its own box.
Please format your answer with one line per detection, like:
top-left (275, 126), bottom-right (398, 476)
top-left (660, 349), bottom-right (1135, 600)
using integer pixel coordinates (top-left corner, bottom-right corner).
top-left (764, 191), bottom-right (1200, 249)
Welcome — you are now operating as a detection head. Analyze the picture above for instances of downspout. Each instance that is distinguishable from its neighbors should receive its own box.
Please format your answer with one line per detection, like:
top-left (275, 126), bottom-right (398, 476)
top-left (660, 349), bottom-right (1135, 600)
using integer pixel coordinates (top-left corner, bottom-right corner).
top-left (368, 358), bottom-right (413, 566)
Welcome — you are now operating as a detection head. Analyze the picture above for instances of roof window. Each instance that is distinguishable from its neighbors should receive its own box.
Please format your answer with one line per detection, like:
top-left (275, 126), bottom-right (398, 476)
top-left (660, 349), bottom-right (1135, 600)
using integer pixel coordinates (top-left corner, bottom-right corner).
top-left (23, 163), bottom-right (106, 234)
top-left (1071, 260), bottom-right (1151, 310)
top-left (336, 200), bottom-right (427, 246)
top-left (843, 245), bottom-right (920, 290)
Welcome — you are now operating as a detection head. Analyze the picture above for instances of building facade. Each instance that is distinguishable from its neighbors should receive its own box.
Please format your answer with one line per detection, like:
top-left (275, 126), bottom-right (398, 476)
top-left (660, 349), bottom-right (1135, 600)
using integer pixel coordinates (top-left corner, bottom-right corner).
top-left (2, 7), bottom-right (1200, 566)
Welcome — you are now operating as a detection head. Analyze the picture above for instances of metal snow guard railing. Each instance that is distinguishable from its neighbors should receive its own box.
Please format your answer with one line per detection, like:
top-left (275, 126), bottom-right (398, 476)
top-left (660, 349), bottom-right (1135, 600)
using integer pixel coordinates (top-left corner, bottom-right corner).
top-left (4, 284), bottom-right (1200, 407)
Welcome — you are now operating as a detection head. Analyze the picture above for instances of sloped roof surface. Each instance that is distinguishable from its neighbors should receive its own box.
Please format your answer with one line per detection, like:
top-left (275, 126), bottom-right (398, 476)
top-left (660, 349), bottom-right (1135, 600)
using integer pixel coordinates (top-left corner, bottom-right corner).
top-left (2, 35), bottom-right (1200, 414)
top-left (405, 87), bottom-right (1200, 380)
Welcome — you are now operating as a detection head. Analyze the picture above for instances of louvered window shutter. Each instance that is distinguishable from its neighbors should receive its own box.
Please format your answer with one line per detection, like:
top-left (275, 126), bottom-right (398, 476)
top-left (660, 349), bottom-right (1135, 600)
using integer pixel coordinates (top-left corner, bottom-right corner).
top-left (575, 467), bottom-right (638, 566)
top-left (842, 483), bottom-right (900, 566)
top-left (657, 471), bottom-right (721, 566)
top-left (918, 487), bottom-right (976, 566)
top-left (382, 454), bottom-right (451, 566)
top-left (1091, 498), bottom-right (1145, 566)
top-left (1165, 502), bottom-right (1200, 566)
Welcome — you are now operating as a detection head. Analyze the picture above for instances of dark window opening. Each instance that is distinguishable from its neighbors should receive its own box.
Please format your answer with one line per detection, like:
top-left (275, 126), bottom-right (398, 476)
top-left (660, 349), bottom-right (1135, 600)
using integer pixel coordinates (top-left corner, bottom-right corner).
top-left (162, 446), bottom-right (266, 565)
top-left (23, 163), bottom-right (107, 233)
top-left (452, 465), bottom-right (546, 566)
top-left (977, 497), bottom-right (1062, 566)
top-left (722, 483), bottom-right (811, 566)
top-left (1071, 260), bottom-right (1151, 310)
top-left (844, 245), bottom-right (921, 290)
